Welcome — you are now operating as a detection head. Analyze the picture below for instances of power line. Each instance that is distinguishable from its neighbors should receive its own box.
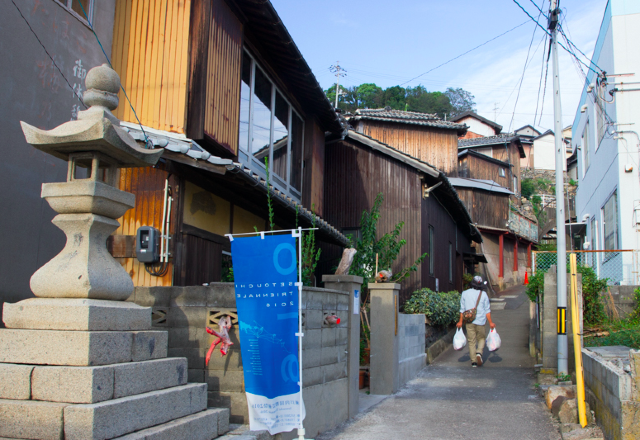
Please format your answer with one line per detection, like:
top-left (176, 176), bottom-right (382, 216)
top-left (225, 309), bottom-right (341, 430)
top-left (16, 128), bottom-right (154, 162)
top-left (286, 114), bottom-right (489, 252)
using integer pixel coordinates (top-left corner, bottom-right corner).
top-left (533, 32), bottom-right (550, 126)
top-left (508, 5), bottom-right (546, 133)
top-left (10, 0), bottom-right (87, 108)
top-left (511, 0), bottom-right (602, 75)
top-left (400, 20), bottom-right (530, 86)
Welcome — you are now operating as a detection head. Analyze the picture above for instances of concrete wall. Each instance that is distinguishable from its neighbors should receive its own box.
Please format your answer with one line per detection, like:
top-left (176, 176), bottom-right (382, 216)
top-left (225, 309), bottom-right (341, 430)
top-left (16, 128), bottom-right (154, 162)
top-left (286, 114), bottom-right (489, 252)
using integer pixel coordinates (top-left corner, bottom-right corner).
top-left (0, 0), bottom-right (116, 322)
top-left (128, 284), bottom-right (355, 439)
top-left (606, 286), bottom-right (639, 319)
top-left (582, 347), bottom-right (640, 440)
top-left (398, 314), bottom-right (427, 387)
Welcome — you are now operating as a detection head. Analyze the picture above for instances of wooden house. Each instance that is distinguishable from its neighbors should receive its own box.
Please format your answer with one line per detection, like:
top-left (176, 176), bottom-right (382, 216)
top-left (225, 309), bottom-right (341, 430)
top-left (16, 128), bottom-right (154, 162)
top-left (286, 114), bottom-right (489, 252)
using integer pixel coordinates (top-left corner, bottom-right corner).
top-left (455, 134), bottom-right (537, 289)
top-left (347, 108), bottom-right (467, 177)
top-left (457, 133), bottom-right (528, 197)
top-left (107, 0), bottom-right (349, 287)
top-left (450, 111), bottom-right (503, 140)
top-left (322, 130), bottom-right (483, 303)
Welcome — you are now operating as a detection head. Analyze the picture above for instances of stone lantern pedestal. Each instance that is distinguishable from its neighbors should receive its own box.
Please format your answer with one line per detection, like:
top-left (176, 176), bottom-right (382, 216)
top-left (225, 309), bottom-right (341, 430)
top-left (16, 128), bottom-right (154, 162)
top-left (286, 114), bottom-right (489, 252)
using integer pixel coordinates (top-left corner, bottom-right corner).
top-left (0, 65), bottom-right (228, 439)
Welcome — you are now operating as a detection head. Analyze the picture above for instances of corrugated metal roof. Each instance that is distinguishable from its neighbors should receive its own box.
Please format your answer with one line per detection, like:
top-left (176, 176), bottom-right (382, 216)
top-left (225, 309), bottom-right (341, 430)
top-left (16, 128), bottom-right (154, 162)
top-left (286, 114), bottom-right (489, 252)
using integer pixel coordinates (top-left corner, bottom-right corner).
top-left (347, 108), bottom-right (468, 134)
top-left (448, 177), bottom-right (514, 195)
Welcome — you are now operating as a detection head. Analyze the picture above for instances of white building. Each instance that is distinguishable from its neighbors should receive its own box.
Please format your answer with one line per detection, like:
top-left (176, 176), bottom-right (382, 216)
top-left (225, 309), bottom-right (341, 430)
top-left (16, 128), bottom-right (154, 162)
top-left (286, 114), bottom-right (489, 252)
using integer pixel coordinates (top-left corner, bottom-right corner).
top-left (571, 0), bottom-right (640, 284)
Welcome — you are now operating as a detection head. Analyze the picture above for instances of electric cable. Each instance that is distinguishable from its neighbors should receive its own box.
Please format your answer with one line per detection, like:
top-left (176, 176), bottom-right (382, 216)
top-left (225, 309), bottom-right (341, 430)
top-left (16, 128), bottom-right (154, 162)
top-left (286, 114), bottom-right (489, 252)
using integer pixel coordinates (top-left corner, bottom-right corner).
top-left (10, 0), bottom-right (87, 109)
top-left (511, 0), bottom-right (603, 75)
top-left (533, 33), bottom-right (549, 127)
top-left (400, 20), bottom-right (530, 86)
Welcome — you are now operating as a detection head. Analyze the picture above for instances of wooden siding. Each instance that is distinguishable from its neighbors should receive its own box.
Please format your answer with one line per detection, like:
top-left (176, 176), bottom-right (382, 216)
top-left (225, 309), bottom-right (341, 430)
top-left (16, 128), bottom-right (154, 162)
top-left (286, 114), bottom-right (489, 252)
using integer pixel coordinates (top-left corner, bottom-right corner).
top-left (322, 139), bottom-right (471, 303)
top-left (111, 0), bottom-right (191, 133)
top-left (356, 121), bottom-right (459, 176)
top-left (303, 122), bottom-right (326, 216)
top-left (459, 154), bottom-right (510, 185)
top-left (456, 188), bottom-right (509, 231)
top-left (491, 142), bottom-right (522, 194)
top-left (114, 167), bottom-right (178, 286)
top-left (187, 0), bottom-right (243, 154)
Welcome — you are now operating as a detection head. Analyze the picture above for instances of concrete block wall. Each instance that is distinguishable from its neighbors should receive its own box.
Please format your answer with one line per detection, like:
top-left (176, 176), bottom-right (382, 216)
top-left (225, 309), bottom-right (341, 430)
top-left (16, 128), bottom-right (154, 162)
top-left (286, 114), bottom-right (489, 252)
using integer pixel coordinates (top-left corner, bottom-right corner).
top-left (129, 284), bottom-right (352, 438)
top-left (582, 348), bottom-right (639, 440)
top-left (398, 313), bottom-right (426, 387)
top-left (607, 286), bottom-right (639, 319)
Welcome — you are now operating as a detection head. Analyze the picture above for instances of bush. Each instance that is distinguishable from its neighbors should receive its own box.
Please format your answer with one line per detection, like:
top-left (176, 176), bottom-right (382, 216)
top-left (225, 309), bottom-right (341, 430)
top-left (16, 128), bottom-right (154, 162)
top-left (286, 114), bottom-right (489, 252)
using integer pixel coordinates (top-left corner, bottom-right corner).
top-left (521, 178), bottom-right (536, 199)
top-left (525, 263), bottom-right (608, 326)
top-left (404, 288), bottom-right (460, 327)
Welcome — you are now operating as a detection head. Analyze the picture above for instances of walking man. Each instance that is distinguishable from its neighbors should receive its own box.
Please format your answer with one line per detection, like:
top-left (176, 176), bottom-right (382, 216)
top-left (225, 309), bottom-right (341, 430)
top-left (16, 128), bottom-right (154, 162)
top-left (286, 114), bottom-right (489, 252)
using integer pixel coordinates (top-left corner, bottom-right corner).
top-left (456, 275), bottom-right (495, 367)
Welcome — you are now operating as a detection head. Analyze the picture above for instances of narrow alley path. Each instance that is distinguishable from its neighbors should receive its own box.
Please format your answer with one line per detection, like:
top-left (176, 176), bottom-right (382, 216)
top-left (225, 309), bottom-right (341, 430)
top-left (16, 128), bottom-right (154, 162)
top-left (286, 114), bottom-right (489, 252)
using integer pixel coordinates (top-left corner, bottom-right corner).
top-left (317, 286), bottom-right (561, 440)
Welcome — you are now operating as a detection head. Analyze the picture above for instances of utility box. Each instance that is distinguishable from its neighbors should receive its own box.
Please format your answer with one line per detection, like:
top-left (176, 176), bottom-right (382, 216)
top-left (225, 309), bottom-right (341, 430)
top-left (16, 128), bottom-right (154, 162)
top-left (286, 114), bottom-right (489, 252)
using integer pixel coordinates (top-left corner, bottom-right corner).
top-left (136, 226), bottom-right (160, 263)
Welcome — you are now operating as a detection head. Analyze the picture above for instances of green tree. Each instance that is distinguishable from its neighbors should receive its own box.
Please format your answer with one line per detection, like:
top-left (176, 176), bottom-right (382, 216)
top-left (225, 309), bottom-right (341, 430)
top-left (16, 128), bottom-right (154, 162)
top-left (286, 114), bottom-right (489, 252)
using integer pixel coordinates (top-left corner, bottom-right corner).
top-left (357, 83), bottom-right (383, 109)
top-left (406, 86), bottom-right (453, 117)
top-left (381, 85), bottom-right (406, 110)
top-left (444, 87), bottom-right (476, 116)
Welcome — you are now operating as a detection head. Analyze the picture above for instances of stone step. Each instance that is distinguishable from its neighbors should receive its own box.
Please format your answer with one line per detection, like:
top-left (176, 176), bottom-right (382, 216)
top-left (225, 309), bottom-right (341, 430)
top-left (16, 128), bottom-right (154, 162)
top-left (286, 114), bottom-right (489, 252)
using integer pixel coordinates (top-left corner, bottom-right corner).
top-left (112, 408), bottom-right (229, 440)
top-left (64, 383), bottom-right (208, 440)
top-left (217, 424), bottom-right (273, 440)
top-left (8, 357), bottom-right (187, 404)
top-left (2, 298), bottom-right (152, 331)
top-left (0, 399), bottom-right (67, 440)
top-left (0, 329), bottom-right (167, 366)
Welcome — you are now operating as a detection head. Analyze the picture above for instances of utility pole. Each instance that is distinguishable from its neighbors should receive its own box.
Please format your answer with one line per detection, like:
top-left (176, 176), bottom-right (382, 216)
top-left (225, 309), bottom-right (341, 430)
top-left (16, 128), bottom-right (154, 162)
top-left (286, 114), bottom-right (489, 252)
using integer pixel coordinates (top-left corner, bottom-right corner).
top-left (549, 0), bottom-right (568, 375)
top-left (329, 62), bottom-right (347, 109)
top-left (493, 102), bottom-right (499, 121)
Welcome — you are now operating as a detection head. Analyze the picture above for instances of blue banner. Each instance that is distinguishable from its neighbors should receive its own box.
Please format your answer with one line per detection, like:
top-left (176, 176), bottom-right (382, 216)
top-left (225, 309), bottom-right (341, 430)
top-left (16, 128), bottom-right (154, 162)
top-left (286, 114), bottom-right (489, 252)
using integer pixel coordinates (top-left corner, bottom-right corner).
top-left (231, 234), bottom-right (304, 434)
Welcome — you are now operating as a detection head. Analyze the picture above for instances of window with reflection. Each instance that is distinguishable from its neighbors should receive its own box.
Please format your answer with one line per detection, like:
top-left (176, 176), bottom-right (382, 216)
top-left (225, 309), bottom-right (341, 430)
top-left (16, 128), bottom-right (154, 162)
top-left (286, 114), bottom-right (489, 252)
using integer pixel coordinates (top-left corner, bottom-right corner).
top-left (237, 50), bottom-right (305, 199)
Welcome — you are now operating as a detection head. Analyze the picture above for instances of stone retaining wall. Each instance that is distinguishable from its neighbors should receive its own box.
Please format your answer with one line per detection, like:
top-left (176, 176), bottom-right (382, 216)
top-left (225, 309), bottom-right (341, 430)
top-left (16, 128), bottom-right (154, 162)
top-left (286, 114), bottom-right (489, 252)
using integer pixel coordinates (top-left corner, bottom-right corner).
top-left (398, 313), bottom-right (427, 387)
top-left (128, 284), bottom-right (353, 439)
top-left (582, 347), bottom-right (640, 440)
top-left (606, 286), bottom-right (638, 320)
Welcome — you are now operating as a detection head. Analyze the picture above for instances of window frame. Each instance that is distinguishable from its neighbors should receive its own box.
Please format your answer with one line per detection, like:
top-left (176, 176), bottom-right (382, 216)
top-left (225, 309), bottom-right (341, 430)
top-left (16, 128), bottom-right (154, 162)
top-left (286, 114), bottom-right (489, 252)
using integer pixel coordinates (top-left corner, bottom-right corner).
top-left (55, 0), bottom-right (94, 26)
top-left (238, 49), bottom-right (305, 201)
top-left (602, 190), bottom-right (619, 251)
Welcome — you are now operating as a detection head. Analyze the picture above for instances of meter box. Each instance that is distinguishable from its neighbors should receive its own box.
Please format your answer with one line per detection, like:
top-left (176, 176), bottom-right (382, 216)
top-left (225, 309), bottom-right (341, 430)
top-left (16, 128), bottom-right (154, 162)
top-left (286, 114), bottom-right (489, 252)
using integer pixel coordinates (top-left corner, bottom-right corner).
top-left (136, 226), bottom-right (160, 263)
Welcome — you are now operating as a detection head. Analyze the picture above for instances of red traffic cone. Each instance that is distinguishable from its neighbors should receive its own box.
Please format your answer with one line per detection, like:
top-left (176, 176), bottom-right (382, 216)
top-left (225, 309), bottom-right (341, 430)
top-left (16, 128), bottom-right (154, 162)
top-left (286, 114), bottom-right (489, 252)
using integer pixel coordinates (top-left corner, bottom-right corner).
top-left (524, 271), bottom-right (529, 285)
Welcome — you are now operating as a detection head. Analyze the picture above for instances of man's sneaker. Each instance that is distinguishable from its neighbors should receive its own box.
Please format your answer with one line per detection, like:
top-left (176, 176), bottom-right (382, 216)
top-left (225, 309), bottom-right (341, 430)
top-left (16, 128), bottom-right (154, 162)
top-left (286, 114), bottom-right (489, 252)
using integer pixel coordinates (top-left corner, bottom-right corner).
top-left (476, 353), bottom-right (483, 367)
top-left (471, 362), bottom-right (477, 368)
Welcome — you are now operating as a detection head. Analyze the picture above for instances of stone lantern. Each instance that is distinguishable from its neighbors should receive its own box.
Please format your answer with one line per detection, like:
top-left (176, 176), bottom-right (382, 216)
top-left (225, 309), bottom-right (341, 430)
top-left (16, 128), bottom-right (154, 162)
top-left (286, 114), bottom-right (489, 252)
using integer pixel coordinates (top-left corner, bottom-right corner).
top-left (0, 65), bottom-right (226, 439)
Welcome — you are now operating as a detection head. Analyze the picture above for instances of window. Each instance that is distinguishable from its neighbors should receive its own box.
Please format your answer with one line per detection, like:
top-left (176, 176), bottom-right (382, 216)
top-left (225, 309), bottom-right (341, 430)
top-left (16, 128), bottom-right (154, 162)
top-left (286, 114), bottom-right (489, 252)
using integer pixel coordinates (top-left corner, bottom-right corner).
top-left (448, 242), bottom-right (453, 283)
top-left (590, 217), bottom-right (598, 267)
top-left (429, 226), bottom-right (435, 276)
top-left (56, 0), bottom-right (93, 24)
top-left (602, 191), bottom-right (619, 251)
top-left (499, 168), bottom-right (505, 177)
top-left (513, 176), bottom-right (518, 193)
top-left (582, 120), bottom-right (590, 175)
top-left (238, 50), bottom-right (304, 199)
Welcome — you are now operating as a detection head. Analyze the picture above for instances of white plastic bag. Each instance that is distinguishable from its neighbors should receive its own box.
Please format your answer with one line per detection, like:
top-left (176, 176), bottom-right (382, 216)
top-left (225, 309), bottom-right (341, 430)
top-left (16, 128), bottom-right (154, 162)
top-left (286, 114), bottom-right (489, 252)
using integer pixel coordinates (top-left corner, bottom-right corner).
top-left (453, 328), bottom-right (467, 351)
top-left (486, 328), bottom-right (501, 351)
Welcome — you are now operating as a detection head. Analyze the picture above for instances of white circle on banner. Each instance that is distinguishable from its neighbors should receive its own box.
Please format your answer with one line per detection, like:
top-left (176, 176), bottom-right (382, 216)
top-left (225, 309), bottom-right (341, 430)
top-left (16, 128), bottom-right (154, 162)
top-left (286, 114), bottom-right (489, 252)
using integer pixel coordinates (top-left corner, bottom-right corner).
top-left (273, 243), bottom-right (296, 275)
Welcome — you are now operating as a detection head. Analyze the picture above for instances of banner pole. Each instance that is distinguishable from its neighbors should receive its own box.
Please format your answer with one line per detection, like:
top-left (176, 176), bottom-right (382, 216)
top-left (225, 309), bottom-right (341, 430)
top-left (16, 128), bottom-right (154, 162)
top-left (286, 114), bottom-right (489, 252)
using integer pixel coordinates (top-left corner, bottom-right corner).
top-left (296, 226), bottom-right (306, 440)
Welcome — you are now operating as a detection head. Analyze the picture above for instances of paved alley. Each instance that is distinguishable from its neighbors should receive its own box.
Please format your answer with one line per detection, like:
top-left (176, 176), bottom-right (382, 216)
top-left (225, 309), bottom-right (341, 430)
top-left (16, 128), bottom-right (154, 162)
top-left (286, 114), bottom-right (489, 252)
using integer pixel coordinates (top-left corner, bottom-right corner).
top-left (317, 286), bottom-right (561, 440)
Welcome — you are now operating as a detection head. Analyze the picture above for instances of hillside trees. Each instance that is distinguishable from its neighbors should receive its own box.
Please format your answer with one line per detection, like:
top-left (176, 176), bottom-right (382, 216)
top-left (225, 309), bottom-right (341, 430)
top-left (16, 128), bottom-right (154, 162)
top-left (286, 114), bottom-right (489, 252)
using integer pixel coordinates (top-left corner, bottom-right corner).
top-left (324, 82), bottom-right (476, 118)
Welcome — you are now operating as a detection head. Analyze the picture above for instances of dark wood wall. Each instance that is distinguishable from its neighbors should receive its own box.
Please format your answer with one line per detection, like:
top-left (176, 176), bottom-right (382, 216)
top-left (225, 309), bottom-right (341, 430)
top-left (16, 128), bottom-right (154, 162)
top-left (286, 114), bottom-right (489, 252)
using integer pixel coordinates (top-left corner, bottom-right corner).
top-left (459, 155), bottom-right (510, 186)
top-left (323, 139), bottom-right (472, 304)
top-left (421, 192), bottom-right (472, 296)
top-left (456, 188), bottom-right (509, 230)
top-left (355, 121), bottom-right (459, 177)
top-left (491, 142), bottom-right (522, 194)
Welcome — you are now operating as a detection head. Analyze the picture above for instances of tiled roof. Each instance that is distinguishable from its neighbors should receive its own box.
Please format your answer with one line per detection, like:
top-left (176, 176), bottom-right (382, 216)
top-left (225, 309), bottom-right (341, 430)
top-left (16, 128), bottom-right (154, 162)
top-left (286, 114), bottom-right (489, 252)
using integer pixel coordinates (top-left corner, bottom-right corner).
top-left (348, 108), bottom-right (467, 133)
top-left (122, 122), bottom-right (349, 246)
top-left (458, 133), bottom-right (519, 148)
top-left (449, 111), bottom-right (502, 132)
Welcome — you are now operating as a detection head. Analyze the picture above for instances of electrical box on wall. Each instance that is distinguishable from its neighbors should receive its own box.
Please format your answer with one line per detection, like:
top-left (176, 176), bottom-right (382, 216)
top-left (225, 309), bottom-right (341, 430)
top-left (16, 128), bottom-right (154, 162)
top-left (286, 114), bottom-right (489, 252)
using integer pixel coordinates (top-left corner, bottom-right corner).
top-left (136, 226), bottom-right (160, 263)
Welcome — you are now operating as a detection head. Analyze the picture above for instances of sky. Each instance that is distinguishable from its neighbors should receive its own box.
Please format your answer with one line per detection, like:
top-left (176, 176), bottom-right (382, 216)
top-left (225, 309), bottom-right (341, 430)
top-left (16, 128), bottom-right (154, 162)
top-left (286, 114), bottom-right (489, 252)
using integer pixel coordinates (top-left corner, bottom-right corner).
top-left (269, 0), bottom-right (608, 133)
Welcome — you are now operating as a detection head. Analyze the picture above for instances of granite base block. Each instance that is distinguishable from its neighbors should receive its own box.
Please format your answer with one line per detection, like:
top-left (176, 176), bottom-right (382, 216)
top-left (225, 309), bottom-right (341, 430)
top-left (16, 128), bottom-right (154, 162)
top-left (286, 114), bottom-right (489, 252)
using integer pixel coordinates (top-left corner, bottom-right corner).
top-left (0, 364), bottom-right (34, 400)
top-left (112, 409), bottom-right (219, 440)
top-left (64, 383), bottom-right (208, 440)
top-left (0, 399), bottom-right (68, 440)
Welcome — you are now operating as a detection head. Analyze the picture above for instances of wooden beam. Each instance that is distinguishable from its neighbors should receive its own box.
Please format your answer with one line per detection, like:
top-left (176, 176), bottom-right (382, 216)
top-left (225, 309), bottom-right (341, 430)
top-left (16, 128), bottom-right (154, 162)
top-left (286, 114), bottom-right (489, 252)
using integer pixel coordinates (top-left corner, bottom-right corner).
top-left (499, 233), bottom-right (504, 278)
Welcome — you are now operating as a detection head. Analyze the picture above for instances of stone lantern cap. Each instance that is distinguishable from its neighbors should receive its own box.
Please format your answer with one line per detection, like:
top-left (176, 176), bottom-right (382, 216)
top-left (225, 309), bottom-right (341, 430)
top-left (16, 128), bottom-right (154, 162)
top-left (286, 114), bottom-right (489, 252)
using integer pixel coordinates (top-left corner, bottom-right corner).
top-left (20, 64), bottom-right (162, 168)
